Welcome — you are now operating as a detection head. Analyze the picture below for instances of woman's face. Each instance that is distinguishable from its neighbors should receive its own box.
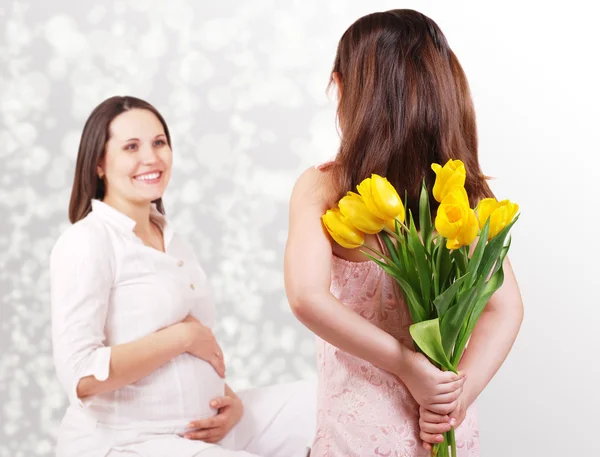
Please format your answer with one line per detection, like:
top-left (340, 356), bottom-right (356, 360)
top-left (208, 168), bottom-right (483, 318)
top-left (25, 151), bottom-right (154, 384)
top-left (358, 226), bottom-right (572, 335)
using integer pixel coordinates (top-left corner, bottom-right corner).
top-left (98, 109), bottom-right (172, 205)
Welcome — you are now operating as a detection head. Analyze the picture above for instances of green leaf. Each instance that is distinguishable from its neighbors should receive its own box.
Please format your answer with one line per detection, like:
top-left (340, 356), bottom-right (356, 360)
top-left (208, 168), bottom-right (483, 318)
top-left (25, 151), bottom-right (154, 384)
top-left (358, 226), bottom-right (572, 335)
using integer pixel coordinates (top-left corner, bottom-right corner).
top-left (438, 238), bottom-right (454, 291)
top-left (408, 211), bottom-right (431, 310)
top-left (362, 252), bottom-right (401, 277)
top-left (433, 274), bottom-right (468, 318)
top-left (450, 235), bottom-right (513, 366)
top-left (379, 232), bottom-right (400, 266)
top-left (419, 180), bottom-right (433, 254)
top-left (433, 240), bottom-right (441, 297)
top-left (362, 253), bottom-right (427, 323)
top-left (453, 248), bottom-right (467, 276)
top-left (465, 219), bottom-right (490, 288)
top-left (477, 215), bottom-right (519, 281)
top-left (451, 263), bottom-right (507, 366)
top-left (396, 231), bottom-right (419, 291)
top-left (394, 218), bottom-right (402, 236)
top-left (440, 286), bottom-right (478, 357)
top-left (410, 319), bottom-right (455, 372)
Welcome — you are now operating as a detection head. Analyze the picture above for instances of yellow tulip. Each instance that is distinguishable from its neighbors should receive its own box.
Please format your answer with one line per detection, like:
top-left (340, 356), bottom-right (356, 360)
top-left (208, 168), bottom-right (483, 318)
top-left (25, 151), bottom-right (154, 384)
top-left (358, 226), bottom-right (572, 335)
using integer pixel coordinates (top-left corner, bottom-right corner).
top-left (338, 192), bottom-right (385, 234)
top-left (435, 187), bottom-right (477, 249)
top-left (477, 198), bottom-right (519, 239)
top-left (431, 159), bottom-right (467, 203)
top-left (384, 218), bottom-right (397, 232)
top-left (446, 208), bottom-right (478, 250)
top-left (322, 208), bottom-right (365, 249)
top-left (357, 174), bottom-right (405, 222)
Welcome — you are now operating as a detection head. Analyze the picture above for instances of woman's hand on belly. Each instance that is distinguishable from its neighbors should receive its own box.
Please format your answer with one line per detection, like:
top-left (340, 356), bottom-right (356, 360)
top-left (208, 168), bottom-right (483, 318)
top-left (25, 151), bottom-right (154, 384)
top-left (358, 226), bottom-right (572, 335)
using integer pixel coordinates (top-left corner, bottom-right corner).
top-left (184, 394), bottom-right (243, 443)
top-left (180, 315), bottom-right (226, 378)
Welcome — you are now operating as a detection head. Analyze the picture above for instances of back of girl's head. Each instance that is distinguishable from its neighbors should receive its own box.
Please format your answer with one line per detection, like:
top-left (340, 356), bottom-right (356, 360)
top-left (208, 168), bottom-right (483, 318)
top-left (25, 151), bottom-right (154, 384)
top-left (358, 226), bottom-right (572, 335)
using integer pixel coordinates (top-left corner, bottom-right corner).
top-left (69, 95), bottom-right (171, 224)
top-left (330, 9), bottom-right (493, 220)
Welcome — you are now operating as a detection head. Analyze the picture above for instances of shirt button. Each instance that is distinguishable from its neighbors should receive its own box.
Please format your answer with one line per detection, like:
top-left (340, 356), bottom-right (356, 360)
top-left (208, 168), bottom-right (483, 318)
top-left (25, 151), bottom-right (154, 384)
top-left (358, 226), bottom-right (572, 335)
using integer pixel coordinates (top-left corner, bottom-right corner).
top-left (190, 283), bottom-right (195, 290)
top-left (178, 260), bottom-right (184, 267)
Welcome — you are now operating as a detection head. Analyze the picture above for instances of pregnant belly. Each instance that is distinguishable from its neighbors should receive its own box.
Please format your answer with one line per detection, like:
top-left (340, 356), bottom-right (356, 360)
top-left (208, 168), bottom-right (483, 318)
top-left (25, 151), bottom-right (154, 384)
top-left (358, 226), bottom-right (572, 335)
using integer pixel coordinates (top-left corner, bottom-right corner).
top-left (106, 353), bottom-right (225, 425)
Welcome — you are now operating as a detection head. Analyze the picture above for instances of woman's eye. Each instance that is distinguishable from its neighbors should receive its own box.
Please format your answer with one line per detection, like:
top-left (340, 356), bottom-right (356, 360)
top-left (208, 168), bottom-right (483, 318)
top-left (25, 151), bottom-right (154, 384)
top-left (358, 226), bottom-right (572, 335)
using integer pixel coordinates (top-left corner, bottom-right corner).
top-left (124, 143), bottom-right (137, 151)
top-left (154, 140), bottom-right (166, 147)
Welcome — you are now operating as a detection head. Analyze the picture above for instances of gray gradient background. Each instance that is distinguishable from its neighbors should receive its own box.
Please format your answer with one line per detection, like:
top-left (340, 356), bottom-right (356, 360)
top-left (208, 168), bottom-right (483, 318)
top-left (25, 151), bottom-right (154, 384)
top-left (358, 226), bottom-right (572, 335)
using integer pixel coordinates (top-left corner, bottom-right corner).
top-left (1, 1), bottom-right (598, 456)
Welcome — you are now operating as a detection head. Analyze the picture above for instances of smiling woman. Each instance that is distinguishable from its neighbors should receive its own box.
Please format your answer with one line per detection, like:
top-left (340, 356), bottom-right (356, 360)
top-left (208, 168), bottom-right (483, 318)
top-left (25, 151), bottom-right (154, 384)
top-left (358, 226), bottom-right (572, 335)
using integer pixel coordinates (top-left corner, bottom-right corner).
top-left (50, 96), bottom-right (315, 457)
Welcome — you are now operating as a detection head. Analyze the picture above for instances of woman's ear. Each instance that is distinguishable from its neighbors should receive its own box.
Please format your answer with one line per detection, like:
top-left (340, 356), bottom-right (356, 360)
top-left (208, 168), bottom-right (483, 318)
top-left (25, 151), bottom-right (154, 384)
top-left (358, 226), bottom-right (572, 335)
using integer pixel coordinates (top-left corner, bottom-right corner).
top-left (332, 72), bottom-right (343, 101)
top-left (97, 164), bottom-right (105, 179)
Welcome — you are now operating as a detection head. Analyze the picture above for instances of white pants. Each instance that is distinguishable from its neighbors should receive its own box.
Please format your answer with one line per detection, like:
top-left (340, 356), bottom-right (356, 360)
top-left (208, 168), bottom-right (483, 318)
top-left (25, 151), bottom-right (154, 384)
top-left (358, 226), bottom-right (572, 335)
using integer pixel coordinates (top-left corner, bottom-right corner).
top-left (197, 380), bottom-right (315, 457)
top-left (63, 380), bottom-right (316, 457)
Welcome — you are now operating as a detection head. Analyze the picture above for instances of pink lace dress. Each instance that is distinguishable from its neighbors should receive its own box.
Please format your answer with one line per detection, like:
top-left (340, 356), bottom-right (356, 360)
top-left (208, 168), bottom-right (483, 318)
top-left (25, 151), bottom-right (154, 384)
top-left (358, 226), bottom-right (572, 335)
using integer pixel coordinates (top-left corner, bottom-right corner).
top-left (311, 254), bottom-right (481, 457)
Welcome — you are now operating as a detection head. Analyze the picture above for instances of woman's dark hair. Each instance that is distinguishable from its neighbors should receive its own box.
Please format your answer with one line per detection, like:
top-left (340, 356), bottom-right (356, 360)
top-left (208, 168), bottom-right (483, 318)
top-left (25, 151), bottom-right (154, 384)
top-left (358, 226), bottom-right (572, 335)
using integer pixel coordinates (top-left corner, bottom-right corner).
top-left (330, 9), bottom-right (494, 224)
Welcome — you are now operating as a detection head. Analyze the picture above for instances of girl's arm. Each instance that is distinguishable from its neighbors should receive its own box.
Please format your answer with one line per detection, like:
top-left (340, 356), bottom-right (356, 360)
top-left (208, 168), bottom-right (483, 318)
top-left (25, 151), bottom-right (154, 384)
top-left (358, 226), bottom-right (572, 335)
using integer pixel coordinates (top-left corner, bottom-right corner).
top-left (284, 167), bottom-right (465, 411)
top-left (458, 257), bottom-right (524, 406)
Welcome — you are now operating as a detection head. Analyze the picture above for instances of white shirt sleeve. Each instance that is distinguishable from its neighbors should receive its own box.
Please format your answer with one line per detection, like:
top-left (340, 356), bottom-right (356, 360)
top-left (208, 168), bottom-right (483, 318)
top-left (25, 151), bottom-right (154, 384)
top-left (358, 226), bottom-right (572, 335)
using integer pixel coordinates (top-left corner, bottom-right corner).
top-left (50, 221), bottom-right (114, 408)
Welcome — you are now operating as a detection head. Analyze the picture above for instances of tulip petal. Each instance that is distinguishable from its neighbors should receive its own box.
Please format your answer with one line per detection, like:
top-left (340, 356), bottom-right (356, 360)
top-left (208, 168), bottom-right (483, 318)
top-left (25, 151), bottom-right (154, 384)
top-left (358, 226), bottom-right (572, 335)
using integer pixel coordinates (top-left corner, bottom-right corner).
top-left (371, 174), bottom-right (405, 220)
top-left (432, 159), bottom-right (467, 202)
top-left (435, 203), bottom-right (463, 239)
top-left (322, 209), bottom-right (364, 248)
top-left (446, 238), bottom-right (462, 250)
top-left (338, 192), bottom-right (385, 234)
top-left (476, 198), bottom-right (498, 230)
top-left (456, 208), bottom-right (479, 247)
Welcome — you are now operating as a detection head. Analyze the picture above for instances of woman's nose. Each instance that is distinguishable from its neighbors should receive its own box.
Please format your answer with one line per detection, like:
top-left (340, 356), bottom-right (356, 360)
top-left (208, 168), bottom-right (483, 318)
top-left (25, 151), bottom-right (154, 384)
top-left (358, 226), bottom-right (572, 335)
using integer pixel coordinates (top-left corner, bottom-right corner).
top-left (139, 144), bottom-right (159, 164)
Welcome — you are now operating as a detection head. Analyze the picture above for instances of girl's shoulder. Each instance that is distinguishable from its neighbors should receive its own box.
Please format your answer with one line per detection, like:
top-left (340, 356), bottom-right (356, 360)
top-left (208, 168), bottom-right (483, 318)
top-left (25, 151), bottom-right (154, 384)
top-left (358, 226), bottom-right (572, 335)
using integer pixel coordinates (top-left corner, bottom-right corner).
top-left (314, 160), bottom-right (335, 172)
top-left (292, 163), bottom-right (338, 211)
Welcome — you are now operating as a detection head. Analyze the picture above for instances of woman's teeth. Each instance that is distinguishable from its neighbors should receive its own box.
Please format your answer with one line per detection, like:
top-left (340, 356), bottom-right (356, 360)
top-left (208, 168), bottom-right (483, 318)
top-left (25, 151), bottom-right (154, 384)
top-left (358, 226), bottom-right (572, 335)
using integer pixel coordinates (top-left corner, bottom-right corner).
top-left (135, 172), bottom-right (161, 181)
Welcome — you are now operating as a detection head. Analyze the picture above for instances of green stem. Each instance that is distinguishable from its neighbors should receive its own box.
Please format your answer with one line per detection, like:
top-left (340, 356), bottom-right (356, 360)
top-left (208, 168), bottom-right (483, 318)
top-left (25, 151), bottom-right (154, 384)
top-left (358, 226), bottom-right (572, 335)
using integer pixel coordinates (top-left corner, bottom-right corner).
top-left (449, 428), bottom-right (457, 457)
top-left (382, 226), bottom-right (405, 243)
top-left (461, 244), bottom-right (470, 263)
top-left (441, 434), bottom-right (449, 457)
top-left (452, 324), bottom-right (469, 367)
top-left (358, 245), bottom-right (393, 265)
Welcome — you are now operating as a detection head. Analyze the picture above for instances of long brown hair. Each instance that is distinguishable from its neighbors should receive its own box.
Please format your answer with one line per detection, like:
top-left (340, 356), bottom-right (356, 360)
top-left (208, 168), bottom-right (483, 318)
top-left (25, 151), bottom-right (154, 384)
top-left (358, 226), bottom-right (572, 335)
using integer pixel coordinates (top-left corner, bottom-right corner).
top-left (330, 9), bottom-right (493, 224)
top-left (68, 96), bottom-right (172, 224)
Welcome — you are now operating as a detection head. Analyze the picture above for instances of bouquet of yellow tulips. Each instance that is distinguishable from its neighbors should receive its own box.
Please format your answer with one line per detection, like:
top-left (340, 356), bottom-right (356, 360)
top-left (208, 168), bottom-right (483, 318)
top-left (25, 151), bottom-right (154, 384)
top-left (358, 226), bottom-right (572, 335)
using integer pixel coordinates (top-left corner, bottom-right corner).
top-left (322, 159), bottom-right (519, 457)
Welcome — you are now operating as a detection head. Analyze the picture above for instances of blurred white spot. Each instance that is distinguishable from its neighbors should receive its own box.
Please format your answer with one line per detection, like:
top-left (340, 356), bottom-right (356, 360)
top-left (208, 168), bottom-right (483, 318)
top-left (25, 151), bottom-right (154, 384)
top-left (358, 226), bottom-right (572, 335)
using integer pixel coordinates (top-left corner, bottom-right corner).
top-left (231, 115), bottom-right (256, 136)
top-left (48, 56), bottom-right (68, 80)
top-left (33, 439), bottom-right (53, 455)
top-left (195, 133), bottom-right (232, 173)
top-left (207, 86), bottom-right (233, 112)
top-left (221, 316), bottom-right (239, 337)
top-left (140, 27), bottom-right (168, 59)
top-left (24, 72), bottom-right (52, 106)
top-left (44, 14), bottom-right (88, 59)
top-left (23, 147), bottom-right (50, 175)
top-left (5, 19), bottom-right (31, 48)
top-left (46, 157), bottom-right (70, 189)
top-left (87, 5), bottom-right (106, 24)
top-left (114, 1), bottom-right (127, 14)
top-left (247, 168), bottom-right (294, 201)
top-left (12, 123), bottom-right (37, 147)
top-left (169, 88), bottom-right (200, 115)
top-left (180, 180), bottom-right (202, 204)
top-left (62, 130), bottom-right (82, 158)
top-left (198, 18), bottom-right (241, 51)
top-left (300, 338), bottom-right (316, 357)
top-left (280, 327), bottom-right (296, 353)
top-left (260, 130), bottom-right (277, 143)
top-left (180, 51), bottom-right (214, 85)
top-left (162, 0), bottom-right (195, 29)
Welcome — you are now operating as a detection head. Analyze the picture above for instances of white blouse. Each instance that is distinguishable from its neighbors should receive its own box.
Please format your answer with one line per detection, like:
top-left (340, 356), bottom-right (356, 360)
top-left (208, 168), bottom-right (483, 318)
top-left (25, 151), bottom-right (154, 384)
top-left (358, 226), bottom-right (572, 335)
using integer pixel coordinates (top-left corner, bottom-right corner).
top-left (50, 199), bottom-right (225, 429)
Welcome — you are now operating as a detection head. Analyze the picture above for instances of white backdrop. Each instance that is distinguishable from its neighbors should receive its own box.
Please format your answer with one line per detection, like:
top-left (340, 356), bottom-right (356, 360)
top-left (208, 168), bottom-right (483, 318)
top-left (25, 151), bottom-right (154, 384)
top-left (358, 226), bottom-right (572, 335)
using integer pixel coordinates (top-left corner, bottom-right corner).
top-left (0, 1), bottom-right (598, 456)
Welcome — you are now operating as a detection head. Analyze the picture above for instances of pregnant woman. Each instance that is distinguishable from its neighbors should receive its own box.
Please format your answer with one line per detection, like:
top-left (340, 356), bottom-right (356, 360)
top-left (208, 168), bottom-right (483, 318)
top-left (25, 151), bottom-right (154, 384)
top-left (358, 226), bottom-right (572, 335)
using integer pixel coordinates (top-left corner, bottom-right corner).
top-left (50, 95), bottom-right (314, 457)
